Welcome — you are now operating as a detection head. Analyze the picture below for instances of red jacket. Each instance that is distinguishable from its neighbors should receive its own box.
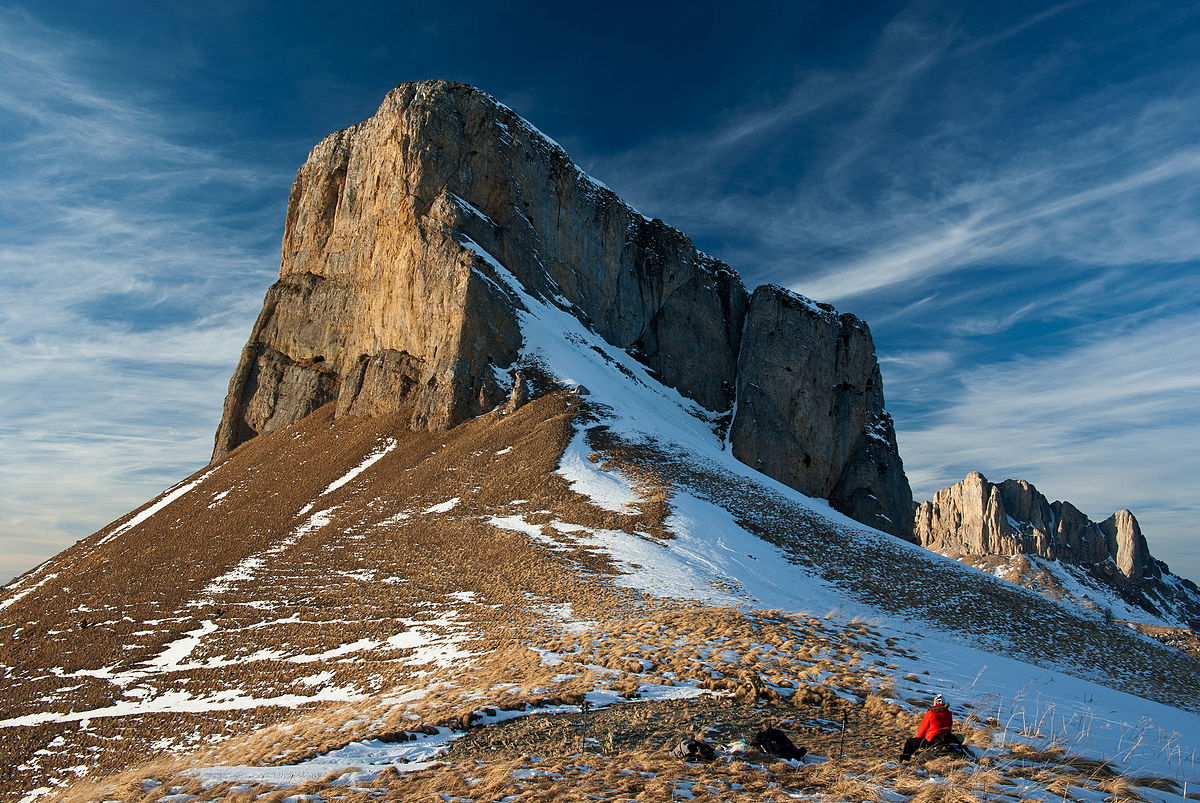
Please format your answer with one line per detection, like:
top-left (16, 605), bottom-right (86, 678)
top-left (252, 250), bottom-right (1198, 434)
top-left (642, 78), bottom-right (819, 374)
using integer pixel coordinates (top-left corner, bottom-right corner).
top-left (916, 704), bottom-right (952, 740)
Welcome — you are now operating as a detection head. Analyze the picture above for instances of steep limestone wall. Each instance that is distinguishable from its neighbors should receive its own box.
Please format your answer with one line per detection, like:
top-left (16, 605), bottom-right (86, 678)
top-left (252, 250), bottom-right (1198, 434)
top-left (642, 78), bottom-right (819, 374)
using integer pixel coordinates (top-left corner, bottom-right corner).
top-left (732, 286), bottom-right (912, 538)
top-left (215, 81), bottom-right (746, 457)
top-left (213, 80), bottom-right (913, 537)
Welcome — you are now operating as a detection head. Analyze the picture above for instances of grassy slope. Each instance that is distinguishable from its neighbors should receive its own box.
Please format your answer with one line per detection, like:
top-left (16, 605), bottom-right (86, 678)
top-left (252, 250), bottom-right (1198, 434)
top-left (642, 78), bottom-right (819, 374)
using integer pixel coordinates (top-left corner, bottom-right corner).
top-left (1, 392), bottom-right (1198, 801)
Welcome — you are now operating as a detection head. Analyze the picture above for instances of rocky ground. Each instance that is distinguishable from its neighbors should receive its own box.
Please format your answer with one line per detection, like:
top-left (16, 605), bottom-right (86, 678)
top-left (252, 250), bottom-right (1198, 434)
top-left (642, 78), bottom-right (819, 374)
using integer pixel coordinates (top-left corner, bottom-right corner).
top-left (71, 693), bottom-right (1197, 803)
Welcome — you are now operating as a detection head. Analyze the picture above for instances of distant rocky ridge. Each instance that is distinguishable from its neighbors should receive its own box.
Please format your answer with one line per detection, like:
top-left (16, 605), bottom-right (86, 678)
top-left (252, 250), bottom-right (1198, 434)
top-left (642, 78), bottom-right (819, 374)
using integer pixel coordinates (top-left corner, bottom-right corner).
top-left (915, 471), bottom-right (1200, 630)
top-left (212, 80), bottom-right (913, 538)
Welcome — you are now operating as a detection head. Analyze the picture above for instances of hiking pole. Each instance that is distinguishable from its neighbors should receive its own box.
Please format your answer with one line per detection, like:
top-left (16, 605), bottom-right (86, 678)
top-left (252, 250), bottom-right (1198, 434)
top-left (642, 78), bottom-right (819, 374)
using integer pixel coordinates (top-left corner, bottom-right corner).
top-left (580, 699), bottom-right (591, 754)
top-left (838, 711), bottom-right (848, 760)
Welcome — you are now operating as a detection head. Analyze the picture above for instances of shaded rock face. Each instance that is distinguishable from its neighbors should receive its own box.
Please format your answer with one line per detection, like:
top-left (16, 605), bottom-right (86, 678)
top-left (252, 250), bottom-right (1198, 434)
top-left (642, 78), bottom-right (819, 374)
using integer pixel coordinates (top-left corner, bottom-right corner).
top-left (214, 80), bottom-right (912, 537)
top-left (731, 286), bottom-right (912, 538)
top-left (914, 472), bottom-right (1200, 626)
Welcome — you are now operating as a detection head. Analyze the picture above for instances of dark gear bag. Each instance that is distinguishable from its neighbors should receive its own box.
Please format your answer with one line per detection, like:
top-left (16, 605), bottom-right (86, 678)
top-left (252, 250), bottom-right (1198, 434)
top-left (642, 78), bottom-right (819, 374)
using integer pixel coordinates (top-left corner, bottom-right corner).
top-left (926, 733), bottom-right (974, 759)
top-left (750, 727), bottom-right (808, 759)
top-left (670, 738), bottom-right (716, 761)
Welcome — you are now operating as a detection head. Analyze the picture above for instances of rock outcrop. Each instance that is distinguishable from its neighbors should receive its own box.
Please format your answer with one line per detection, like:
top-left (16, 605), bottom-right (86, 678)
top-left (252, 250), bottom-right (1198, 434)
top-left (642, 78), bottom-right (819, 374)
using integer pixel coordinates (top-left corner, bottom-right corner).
top-left (913, 472), bottom-right (1153, 577)
top-left (1099, 509), bottom-right (1152, 583)
top-left (915, 472), bottom-right (1200, 627)
top-left (731, 286), bottom-right (910, 535)
top-left (213, 80), bottom-right (913, 537)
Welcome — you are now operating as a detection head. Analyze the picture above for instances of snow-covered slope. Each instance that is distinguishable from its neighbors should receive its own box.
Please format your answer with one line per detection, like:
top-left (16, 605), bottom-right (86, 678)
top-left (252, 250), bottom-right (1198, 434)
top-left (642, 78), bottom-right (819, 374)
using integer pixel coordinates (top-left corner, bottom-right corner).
top-left (953, 551), bottom-right (1200, 630)
top-left (3, 233), bottom-right (1198, 802)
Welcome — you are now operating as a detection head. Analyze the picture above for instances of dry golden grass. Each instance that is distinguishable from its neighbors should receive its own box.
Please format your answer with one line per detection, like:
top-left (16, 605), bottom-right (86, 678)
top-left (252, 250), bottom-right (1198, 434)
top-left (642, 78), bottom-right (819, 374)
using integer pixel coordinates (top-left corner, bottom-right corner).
top-left (820, 775), bottom-right (884, 801)
top-left (1007, 741), bottom-right (1068, 764)
top-left (6, 390), bottom-right (1198, 803)
top-left (1131, 774), bottom-right (1184, 793)
top-left (906, 780), bottom-right (983, 803)
top-left (1096, 773), bottom-right (1148, 801)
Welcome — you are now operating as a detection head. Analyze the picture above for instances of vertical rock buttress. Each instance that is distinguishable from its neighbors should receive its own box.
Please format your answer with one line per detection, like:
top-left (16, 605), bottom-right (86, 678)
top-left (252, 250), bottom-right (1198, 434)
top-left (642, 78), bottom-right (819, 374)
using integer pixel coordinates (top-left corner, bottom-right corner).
top-left (732, 286), bottom-right (913, 539)
top-left (212, 80), bottom-right (914, 538)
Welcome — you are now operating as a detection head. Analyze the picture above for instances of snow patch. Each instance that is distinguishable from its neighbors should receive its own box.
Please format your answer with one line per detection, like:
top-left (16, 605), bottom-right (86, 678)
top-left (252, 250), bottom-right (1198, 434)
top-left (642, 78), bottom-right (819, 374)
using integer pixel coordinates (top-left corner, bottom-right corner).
top-left (321, 438), bottom-right (397, 496)
top-left (287, 638), bottom-right (381, 664)
top-left (96, 468), bottom-right (218, 546)
top-left (423, 497), bottom-right (461, 514)
top-left (190, 727), bottom-right (460, 786)
top-left (0, 572), bottom-right (60, 613)
top-left (141, 621), bottom-right (218, 672)
top-left (0, 685), bottom-right (364, 729)
top-left (296, 671), bottom-right (334, 687)
top-left (449, 192), bottom-right (495, 226)
top-left (487, 515), bottom-right (544, 538)
top-left (556, 431), bottom-right (640, 513)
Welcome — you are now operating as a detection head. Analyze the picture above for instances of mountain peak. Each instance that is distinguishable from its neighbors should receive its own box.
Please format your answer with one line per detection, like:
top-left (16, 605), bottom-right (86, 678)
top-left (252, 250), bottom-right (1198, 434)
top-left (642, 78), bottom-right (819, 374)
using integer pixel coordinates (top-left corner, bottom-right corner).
top-left (914, 472), bottom-right (1199, 630)
top-left (212, 82), bottom-right (914, 537)
top-left (5, 81), bottom-right (1200, 800)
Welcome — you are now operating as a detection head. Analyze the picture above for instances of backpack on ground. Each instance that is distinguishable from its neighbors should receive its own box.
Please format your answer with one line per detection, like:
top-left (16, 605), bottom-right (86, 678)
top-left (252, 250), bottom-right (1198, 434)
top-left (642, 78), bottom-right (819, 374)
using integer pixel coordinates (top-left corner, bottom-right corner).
top-left (750, 727), bottom-right (807, 760)
top-left (926, 733), bottom-right (974, 760)
top-left (670, 738), bottom-right (716, 762)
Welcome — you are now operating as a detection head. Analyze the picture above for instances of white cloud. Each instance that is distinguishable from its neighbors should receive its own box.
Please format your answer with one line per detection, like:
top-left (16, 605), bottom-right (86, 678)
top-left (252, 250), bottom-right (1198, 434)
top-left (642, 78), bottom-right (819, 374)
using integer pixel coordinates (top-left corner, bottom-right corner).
top-left (897, 311), bottom-right (1200, 578)
top-left (0, 10), bottom-right (284, 583)
top-left (798, 148), bottom-right (1200, 303)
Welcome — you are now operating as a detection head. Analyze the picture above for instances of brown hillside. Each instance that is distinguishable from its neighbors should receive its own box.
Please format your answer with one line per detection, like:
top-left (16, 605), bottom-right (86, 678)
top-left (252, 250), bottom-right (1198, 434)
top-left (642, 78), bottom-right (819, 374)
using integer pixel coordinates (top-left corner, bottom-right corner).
top-left (3, 389), bottom-right (1199, 800)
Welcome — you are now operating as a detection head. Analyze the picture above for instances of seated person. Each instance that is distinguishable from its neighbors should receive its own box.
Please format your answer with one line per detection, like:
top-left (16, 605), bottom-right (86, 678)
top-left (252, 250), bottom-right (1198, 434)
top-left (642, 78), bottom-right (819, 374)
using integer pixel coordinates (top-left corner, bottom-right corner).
top-left (900, 694), bottom-right (965, 761)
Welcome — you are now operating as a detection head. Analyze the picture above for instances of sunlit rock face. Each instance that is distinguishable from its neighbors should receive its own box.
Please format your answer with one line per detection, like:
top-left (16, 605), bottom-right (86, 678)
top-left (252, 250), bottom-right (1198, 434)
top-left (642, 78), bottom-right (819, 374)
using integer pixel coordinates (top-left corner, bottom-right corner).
top-left (914, 471), bottom-right (1200, 628)
top-left (1099, 508), bottom-right (1152, 583)
top-left (913, 472), bottom-right (1147, 574)
top-left (212, 80), bottom-right (912, 536)
top-left (212, 81), bottom-right (744, 458)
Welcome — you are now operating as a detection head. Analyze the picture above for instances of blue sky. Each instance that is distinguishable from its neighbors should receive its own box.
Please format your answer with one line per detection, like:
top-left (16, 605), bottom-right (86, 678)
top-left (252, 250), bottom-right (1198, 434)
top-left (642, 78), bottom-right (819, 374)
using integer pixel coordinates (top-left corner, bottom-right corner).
top-left (2, 1), bottom-right (1198, 583)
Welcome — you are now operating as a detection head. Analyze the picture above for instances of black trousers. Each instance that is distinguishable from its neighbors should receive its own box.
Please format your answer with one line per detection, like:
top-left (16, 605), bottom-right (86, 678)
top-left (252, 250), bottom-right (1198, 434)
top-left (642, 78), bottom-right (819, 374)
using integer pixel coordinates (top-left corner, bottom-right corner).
top-left (901, 733), bottom-right (959, 759)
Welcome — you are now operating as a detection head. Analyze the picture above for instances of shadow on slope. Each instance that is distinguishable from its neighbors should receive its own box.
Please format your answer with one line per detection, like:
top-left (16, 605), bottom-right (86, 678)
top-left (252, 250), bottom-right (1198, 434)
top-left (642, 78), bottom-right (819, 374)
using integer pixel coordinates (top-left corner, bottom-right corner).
top-left (596, 431), bottom-right (1200, 712)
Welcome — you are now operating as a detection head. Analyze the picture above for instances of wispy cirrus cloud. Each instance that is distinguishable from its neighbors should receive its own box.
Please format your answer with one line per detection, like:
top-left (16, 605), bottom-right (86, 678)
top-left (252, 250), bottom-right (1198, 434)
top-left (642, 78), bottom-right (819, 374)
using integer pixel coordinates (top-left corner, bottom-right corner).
top-left (799, 146), bottom-right (1200, 302)
top-left (0, 10), bottom-right (287, 582)
top-left (582, 5), bottom-right (1200, 304)
top-left (898, 310), bottom-right (1200, 574)
top-left (574, 2), bottom-right (1200, 576)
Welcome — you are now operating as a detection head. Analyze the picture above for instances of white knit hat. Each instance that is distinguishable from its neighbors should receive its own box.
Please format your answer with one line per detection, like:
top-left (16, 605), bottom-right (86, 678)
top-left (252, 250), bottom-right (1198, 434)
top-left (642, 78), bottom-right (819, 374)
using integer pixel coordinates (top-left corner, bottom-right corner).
top-left (933, 694), bottom-right (945, 705)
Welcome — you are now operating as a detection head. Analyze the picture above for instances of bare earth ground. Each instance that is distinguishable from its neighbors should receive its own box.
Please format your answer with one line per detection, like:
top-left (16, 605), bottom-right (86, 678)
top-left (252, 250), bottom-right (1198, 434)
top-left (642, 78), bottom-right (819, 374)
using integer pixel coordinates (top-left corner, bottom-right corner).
top-left (2, 391), bottom-right (1198, 801)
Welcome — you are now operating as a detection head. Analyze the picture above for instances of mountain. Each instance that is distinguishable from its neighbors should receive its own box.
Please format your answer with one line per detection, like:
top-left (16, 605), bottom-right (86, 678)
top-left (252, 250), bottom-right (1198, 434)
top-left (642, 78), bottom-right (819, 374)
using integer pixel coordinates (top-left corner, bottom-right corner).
top-left (211, 80), bottom-right (913, 540)
top-left (914, 472), bottom-right (1200, 637)
top-left (2, 81), bottom-right (1199, 802)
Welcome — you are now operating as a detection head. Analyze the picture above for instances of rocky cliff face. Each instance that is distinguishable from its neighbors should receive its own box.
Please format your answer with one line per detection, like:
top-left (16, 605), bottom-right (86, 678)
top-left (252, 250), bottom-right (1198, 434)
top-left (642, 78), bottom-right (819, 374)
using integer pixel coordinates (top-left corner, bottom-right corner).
top-left (914, 472), bottom-right (1116, 566)
top-left (213, 80), bottom-right (912, 538)
top-left (731, 286), bottom-right (910, 535)
top-left (914, 472), bottom-right (1200, 628)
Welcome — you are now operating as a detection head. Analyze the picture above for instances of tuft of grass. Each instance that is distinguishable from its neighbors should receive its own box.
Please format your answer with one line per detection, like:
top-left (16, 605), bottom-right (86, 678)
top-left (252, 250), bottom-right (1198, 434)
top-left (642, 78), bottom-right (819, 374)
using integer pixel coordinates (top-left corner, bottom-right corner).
top-left (907, 780), bottom-right (983, 803)
top-left (1096, 773), bottom-right (1147, 801)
